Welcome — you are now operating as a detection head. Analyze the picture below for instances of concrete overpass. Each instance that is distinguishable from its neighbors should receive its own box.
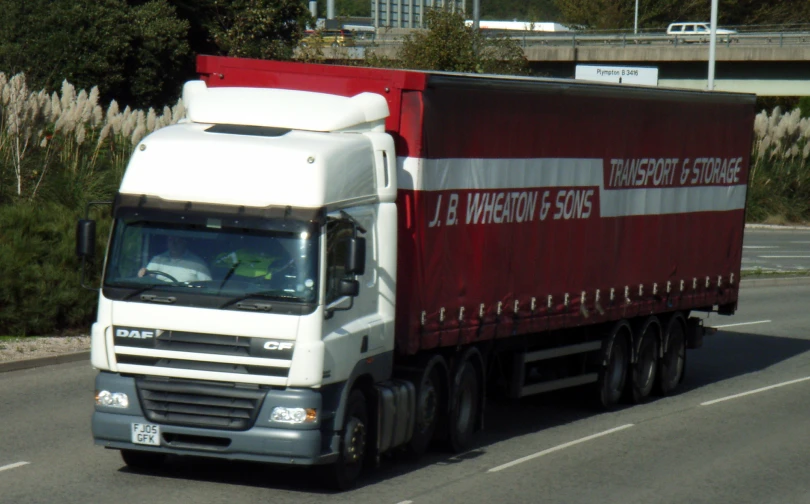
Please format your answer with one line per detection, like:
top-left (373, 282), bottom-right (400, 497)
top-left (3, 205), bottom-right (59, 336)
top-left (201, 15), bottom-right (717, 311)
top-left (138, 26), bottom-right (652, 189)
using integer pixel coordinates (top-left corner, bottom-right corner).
top-left (521, 35), bottom-right (810, 96)
top-left (332, 31), bottom-right (810, 95)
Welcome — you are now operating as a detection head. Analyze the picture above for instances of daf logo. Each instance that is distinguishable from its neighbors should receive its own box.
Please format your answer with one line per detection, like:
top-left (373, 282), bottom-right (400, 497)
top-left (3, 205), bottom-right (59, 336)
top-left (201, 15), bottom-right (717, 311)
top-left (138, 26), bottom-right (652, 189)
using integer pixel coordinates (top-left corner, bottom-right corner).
top-left (263, 341), bottom-right (293, 351)
top-left (116, 329), bottom-right (155, 339)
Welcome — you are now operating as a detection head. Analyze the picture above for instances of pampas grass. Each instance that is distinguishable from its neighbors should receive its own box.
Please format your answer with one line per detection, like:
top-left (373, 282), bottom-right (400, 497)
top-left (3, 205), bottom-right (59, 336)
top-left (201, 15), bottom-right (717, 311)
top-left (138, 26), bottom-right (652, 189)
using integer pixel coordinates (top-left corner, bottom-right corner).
top-left (0, 72), bottom-right (184, 205)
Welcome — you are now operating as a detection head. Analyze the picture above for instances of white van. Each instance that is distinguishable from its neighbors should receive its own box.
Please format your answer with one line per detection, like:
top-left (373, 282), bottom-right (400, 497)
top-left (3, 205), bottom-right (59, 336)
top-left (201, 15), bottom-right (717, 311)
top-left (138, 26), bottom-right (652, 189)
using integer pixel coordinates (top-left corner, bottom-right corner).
top-left (666, 22), bottom-right (737, 43)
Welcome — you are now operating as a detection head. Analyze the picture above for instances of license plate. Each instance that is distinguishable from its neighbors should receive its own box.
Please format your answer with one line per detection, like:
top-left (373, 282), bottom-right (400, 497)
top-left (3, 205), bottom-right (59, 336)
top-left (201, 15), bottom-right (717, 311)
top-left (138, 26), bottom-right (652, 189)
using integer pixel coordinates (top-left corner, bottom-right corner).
top-left (131, 423), bottom-right (160, 446)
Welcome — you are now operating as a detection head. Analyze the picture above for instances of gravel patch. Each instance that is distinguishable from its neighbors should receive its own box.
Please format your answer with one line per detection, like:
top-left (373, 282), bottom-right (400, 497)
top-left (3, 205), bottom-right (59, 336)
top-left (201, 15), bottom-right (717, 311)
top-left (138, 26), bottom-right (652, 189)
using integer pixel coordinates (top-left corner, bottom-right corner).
top-left (0, 336), bottom-right (90, 363)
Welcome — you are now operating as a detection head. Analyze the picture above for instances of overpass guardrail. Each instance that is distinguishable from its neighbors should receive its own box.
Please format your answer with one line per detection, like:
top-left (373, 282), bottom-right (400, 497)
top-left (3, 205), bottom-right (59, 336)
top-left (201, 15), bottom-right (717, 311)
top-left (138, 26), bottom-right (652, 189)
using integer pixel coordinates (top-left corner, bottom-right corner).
top-left (360, 31), bottom-right (810, 50)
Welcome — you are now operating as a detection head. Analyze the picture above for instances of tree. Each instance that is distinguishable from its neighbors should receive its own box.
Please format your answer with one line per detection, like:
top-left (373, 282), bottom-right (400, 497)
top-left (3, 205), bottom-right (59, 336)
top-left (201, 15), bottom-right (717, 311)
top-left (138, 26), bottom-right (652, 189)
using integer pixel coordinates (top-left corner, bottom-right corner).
top-left (202, 0), bottom-right (313, 60)
top-left (378, 9), bottom-right (529, 76)
top-left (0, 0), bottom-right (132, 101)
top-left (0, 0), bottom-right (191, 109)
top-left (125, 1), bottom-right (192, 108)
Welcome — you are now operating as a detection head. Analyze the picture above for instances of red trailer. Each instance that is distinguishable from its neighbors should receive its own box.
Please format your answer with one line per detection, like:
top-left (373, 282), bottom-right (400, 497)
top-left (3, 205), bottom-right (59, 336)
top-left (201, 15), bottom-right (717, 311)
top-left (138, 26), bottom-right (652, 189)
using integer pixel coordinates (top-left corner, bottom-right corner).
top-left (198, 55), bottom-right (753, 355)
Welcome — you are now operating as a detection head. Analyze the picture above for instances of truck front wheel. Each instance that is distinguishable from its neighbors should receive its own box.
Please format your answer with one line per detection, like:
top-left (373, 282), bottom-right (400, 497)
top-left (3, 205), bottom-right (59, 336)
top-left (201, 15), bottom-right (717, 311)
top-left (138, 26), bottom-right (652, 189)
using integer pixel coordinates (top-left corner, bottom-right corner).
top-left (324, 389), bottom-right (368, 490)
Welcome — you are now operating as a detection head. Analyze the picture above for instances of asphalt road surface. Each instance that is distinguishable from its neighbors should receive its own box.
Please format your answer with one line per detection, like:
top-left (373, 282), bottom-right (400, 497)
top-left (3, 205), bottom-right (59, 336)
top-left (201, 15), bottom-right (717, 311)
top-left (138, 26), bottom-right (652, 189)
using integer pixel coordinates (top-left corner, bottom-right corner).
top-left (3, 281), bottom-right (810, 504)
top-left (743, 226), bottom-right (810, 273)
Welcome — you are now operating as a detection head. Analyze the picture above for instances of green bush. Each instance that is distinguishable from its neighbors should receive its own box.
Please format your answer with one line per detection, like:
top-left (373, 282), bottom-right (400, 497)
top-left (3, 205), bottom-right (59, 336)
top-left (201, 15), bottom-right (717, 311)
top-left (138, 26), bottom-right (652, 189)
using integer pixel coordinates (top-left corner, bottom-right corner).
top-left (0, 201), bottom-right (110, 336)
top-left (799, 96), bottom-right (810, 119)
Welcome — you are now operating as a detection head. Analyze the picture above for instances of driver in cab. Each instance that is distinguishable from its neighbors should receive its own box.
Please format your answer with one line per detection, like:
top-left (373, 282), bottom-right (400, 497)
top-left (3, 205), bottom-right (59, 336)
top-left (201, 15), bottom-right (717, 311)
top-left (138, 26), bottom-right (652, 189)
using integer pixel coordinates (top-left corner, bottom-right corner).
top-left (138, 235), bottom-right (212, 283)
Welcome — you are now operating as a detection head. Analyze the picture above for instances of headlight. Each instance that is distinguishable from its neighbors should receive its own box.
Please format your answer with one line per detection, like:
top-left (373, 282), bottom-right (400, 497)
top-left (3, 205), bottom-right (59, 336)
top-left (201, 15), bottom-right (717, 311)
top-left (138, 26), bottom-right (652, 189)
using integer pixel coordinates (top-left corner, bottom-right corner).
top-left (95, 390), bottom-right (129, 408)
top-left (270, 407), bottom-right (317, 424)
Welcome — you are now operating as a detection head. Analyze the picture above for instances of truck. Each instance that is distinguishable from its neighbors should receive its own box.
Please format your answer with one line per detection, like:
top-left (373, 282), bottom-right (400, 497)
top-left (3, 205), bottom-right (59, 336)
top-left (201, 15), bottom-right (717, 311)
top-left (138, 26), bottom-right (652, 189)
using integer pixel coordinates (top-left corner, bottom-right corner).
top-left (77, 54), bottom-right (756, 489)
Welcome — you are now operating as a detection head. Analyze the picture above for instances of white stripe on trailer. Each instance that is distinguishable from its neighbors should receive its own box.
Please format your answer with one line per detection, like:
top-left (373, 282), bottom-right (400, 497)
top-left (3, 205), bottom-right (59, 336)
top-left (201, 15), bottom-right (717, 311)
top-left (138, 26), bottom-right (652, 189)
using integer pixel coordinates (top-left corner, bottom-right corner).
top-left (600, 184), bottom-right (745, 217)
top-left (398, 157), bottom-right (603, 191)
top-left (397, 157), bottom-right (746, 216)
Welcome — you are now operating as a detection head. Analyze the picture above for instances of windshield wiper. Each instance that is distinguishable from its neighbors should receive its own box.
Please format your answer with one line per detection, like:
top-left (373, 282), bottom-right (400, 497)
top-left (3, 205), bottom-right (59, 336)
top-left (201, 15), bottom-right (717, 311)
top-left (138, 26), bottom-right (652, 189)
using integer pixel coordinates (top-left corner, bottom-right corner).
top-left (216, 261), bottom-right (241, 295)
top-left (122, 283), bottom-right (172, 301)
top-left (218, 291), bottom-right (301, 310)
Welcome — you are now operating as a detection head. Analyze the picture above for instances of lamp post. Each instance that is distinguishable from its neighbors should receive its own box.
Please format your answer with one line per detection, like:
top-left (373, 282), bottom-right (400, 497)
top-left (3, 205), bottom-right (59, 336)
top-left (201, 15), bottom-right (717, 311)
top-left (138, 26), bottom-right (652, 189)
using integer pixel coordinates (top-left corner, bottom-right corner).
top-left (708, 0), bottom-right (719, 90)
top-left (473, 0), bottom-right (480, 31)
top-left (634, 0), bottom-right (639, 34)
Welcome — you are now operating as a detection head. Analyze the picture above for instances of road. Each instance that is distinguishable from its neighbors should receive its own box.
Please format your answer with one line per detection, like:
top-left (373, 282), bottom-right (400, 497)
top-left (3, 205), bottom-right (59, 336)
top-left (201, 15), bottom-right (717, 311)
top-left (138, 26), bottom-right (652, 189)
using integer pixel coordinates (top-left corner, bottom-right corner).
top-left (3, 282), bottom-right (810, 503)
top-left (743, 226), bottom-right (810, 273)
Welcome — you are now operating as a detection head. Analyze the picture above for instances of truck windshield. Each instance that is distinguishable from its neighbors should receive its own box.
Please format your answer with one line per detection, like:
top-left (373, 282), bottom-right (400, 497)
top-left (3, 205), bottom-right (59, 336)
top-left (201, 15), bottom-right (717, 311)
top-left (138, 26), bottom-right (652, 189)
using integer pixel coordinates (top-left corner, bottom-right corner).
top-left (104, 217), bottom-right (318, 306)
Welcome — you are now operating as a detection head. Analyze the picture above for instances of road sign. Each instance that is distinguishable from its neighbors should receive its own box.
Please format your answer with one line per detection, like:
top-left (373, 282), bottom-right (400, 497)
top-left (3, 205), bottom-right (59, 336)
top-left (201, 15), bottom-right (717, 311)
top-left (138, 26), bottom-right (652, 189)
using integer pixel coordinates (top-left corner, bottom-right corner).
top-left (575, 65), bottom-right (658, 86)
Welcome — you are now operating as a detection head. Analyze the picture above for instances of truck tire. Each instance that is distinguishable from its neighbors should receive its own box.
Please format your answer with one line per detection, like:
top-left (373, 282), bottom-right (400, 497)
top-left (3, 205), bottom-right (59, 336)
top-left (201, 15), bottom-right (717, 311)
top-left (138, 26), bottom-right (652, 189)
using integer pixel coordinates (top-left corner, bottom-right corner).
top-left (407, 363), bottom-right (444, 457)
top-left (629, 317), bottom-right (660, 404)
top-left (447, 359), bottom-right (480, 453)
top-left (658, 316), bottom-right (687, 396)
top-left (120, 449), bottom-right (166, 471)
top-left (597, 323), bottom-right (630, 409)
top-left (323, 389), bottom-right (368, 490)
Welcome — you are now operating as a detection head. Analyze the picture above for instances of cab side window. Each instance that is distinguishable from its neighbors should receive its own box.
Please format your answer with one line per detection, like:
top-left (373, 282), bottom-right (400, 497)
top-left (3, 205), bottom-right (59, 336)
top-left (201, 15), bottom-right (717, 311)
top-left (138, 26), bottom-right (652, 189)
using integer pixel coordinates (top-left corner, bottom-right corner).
top-left (325, 220), bottom-right (355, 304)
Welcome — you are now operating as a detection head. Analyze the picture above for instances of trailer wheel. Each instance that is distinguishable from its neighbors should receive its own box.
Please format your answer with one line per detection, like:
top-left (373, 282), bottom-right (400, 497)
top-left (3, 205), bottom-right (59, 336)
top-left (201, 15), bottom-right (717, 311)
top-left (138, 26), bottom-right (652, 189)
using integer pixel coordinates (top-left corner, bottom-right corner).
top-left (629, 318), bottom-right (660, 404)
top-left (120, 449), bottom-right (166, 471)
top-left (658, 316), bottom-right (687, 396)
top-left (447, 359), bottom-right (480, 453)
top-left (324, 389), bottom-right (368, 490)
top-left (407, 364), bottom-right (443, 456)
top-left (597, 324), bottom-right (630, 409)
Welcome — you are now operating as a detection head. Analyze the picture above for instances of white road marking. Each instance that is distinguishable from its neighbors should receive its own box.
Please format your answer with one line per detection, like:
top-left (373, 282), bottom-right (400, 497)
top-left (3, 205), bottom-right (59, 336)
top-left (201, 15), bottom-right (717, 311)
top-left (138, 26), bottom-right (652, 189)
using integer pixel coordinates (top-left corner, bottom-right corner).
top-left (743, 246), bottom-right (778, 249)
top-left (759, 255), bottom-right (810, 258)
top-left (487, 424), bottom-right (634, 473)
top-left (0, 461), bottom-right (30, 473)
top-left (710, 320), bottom-right (771, 329)
top-left (701, 377), bottom-right (810, 406)
top-left (395, 501), bottom-right (414, 504)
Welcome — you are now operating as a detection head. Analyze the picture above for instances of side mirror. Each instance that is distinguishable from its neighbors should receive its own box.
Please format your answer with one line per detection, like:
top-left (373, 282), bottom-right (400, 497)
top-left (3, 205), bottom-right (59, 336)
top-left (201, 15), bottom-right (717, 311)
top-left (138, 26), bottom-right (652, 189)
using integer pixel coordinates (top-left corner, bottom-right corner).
top-left (345, 237), bottom-right (366, 275)
top-left (76, 220), bottom-right (97, 258)
top-left (339, 279), bottom-right (359, 297)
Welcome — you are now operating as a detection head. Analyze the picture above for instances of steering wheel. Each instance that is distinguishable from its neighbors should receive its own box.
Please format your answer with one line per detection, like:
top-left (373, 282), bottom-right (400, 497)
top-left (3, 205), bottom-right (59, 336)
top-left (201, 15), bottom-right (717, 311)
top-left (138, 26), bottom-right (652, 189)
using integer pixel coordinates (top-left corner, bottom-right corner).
top-left (143, 270), bottom-right (179, 283)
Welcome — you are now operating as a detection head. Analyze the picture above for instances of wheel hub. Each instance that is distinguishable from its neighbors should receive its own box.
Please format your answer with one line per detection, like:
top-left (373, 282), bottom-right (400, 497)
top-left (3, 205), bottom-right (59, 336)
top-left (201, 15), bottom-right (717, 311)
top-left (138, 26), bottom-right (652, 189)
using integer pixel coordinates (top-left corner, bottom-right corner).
top-left (343, 418), bottom-right (366, 464)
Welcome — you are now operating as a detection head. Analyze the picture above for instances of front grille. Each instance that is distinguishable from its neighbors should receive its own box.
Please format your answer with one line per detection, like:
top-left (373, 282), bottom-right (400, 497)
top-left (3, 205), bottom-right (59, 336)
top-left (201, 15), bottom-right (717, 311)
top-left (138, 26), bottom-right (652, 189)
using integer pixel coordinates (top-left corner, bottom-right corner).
top-left (118, 355), bottom-right (289, 377)
top-left (136, 378), bottom-right (266, 431)
top-left (114, 329), bottom-right (292, 378)
top-left (155, 331), bottom-right (251, 357)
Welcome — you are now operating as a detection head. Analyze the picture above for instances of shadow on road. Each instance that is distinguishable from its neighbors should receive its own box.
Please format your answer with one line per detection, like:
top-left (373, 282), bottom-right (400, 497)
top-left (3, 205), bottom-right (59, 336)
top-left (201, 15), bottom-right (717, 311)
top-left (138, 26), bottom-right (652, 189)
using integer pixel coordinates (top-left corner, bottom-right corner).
top-left (119, 329), bottom-right (810, 493)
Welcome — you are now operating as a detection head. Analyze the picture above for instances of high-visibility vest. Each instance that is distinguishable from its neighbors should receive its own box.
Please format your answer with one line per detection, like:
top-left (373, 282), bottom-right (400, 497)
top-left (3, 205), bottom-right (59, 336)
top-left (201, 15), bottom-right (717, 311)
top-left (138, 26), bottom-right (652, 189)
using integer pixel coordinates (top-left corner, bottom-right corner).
top-left (213, 250), bottom-right (287, 280)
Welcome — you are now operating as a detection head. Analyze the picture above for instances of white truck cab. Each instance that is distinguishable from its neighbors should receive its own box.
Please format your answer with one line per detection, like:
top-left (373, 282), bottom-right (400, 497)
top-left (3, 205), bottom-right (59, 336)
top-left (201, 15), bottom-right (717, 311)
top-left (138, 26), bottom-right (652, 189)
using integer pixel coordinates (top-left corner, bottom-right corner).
top-left (80, 80), bottom-right (398, 486)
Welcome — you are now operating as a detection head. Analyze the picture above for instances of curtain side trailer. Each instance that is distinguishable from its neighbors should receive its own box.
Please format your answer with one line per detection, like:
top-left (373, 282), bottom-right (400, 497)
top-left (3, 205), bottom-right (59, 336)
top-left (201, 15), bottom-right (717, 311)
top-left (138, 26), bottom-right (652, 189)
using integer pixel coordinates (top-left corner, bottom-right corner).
top-left (79, 55), bottom-right (756, 489)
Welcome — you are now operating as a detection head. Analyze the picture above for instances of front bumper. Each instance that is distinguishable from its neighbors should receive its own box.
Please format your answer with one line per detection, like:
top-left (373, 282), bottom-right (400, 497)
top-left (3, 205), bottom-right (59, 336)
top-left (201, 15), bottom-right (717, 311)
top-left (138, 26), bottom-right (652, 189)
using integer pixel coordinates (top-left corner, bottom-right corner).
top-left (92, 372), bottom-right (339, 465)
